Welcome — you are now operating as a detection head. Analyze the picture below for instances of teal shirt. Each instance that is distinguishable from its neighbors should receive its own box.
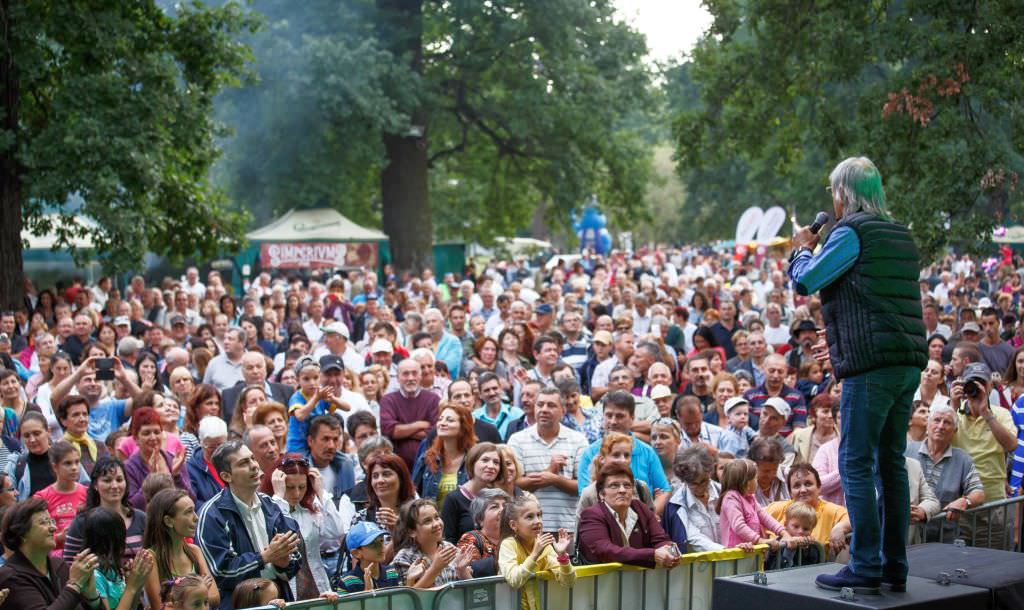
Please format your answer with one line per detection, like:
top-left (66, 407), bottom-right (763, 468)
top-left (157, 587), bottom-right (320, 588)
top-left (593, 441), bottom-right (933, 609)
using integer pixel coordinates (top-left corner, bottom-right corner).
top-left (472, 403), bottom-right (524, 438)
top-left (95, 568), bottom-right (126, 609)
top-left (788, 226), bottom-right (860, 295)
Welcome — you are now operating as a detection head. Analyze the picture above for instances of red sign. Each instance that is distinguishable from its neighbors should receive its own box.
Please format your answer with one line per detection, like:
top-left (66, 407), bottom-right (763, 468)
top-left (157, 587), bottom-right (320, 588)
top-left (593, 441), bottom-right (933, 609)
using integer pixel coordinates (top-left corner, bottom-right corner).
top-left (260, 242), bottom-right (378, 269)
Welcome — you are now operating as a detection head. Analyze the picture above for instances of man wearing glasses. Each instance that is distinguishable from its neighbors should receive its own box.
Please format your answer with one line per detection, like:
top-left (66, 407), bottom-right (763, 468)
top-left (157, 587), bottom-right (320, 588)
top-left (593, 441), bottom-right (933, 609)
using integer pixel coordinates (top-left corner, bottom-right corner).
top-left (788, 157), bottom-right (927, 594)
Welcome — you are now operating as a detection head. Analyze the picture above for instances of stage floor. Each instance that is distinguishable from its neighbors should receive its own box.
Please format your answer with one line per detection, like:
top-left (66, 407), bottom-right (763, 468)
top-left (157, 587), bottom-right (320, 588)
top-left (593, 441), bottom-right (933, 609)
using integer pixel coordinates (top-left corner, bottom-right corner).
top-left (712, 562), bottom-right (989, 610)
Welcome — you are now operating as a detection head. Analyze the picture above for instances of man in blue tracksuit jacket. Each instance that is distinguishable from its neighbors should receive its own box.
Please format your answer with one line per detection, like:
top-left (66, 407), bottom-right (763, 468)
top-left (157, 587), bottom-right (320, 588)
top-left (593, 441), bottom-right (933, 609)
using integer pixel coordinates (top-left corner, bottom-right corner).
top-left (197, 440), bottom-right (301, 610)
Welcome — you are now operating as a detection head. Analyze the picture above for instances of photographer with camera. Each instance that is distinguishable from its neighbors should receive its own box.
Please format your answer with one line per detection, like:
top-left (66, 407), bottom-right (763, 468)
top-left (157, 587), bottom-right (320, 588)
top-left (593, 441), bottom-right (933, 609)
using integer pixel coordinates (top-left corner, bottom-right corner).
top-left (949, 362), bottom-right (1017, 547)
top-left (48, 355), bottom-right (144, 443)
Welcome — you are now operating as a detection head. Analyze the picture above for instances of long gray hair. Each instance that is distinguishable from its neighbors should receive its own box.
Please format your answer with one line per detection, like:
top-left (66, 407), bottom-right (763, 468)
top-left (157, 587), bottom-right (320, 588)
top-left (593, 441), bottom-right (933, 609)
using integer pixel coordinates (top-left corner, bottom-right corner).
top-left (829, 156), bottom-right (891, 219)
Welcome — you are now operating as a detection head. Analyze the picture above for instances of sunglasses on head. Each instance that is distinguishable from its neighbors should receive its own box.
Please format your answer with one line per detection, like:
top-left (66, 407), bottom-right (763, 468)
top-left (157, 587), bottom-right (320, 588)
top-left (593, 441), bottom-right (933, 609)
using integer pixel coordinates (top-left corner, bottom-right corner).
top-left (280, 457), bottom-right (310, 470)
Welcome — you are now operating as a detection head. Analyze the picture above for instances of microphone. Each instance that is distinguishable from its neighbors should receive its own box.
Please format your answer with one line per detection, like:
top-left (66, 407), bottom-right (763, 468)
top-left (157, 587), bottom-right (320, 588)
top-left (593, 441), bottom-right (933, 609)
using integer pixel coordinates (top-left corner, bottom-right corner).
top-left (809, 211), bottom-right (830, 235)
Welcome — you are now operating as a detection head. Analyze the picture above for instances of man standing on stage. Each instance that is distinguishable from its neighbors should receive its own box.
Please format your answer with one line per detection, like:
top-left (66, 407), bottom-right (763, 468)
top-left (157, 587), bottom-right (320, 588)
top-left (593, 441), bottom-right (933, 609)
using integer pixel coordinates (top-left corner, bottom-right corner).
top-left (788, 157), bottom-right (927, 594)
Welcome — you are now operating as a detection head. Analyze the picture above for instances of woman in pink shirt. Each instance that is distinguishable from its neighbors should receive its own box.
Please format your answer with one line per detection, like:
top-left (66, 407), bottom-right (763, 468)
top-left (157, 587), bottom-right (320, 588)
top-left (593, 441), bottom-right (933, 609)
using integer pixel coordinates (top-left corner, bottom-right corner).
top-left (717, 458), bottom-right (789, 549)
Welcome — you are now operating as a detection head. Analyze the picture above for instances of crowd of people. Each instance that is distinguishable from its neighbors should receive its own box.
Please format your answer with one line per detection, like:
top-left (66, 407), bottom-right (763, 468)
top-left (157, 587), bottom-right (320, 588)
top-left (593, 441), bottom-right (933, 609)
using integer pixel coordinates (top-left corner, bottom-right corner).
top-left (0, 242), bottom-right (1020, 609)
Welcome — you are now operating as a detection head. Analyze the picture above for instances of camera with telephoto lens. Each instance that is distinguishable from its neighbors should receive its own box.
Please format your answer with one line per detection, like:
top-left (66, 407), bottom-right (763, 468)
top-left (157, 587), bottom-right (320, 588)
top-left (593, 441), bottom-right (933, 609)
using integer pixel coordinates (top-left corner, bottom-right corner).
top-left (963, 379), bottom-right (982, 399)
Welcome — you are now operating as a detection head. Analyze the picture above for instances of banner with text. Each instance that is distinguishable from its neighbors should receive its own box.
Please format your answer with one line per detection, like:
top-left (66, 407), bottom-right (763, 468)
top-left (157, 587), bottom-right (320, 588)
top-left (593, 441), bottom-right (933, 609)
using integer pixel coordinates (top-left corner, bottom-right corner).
top-left (260, 242), bottom-right (378, 269)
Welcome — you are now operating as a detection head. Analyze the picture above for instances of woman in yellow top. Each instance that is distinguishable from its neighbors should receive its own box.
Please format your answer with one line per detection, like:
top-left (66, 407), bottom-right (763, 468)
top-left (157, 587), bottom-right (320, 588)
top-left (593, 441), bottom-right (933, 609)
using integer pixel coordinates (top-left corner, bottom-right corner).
top-left (765, 463), bottom-right (851, 554)
top-left (498, 496), bottom-right (575, 610)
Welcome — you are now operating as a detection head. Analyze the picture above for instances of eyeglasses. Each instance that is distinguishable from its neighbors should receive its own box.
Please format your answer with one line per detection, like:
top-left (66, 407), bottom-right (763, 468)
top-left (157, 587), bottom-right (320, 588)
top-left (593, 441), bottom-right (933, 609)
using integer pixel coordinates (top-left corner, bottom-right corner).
top-left (604, 482), bottom-right (633, 491)
top-left (34, 516), bottom-right (57, 527)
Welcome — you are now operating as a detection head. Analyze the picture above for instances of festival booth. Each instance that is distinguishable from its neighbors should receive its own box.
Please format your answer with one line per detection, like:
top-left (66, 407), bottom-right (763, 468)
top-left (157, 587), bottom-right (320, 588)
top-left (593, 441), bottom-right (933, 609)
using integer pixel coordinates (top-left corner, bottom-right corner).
top-left (238, 208), bottom-right (388, 275)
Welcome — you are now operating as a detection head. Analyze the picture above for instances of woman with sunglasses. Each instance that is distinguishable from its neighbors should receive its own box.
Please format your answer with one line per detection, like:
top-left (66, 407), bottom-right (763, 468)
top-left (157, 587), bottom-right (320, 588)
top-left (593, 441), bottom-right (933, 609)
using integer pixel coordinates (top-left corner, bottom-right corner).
top-left (262, 454), bottom-right (345, 597)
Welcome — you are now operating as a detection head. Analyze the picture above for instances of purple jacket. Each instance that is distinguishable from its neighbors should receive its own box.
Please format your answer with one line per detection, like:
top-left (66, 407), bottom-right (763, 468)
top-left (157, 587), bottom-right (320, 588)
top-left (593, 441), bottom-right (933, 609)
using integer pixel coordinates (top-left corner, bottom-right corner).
top-left (125, 449), bottom-right (195, 509)
top-left (577, 498), bottom-right (672, 568)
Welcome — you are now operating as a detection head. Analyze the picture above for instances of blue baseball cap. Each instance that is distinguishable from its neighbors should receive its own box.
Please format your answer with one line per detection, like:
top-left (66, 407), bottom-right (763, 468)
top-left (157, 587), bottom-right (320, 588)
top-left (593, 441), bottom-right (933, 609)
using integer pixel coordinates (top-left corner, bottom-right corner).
top-left (534, 303), bottom-right (554, 315)
top-left (346, 521), bottom-right (387, 551)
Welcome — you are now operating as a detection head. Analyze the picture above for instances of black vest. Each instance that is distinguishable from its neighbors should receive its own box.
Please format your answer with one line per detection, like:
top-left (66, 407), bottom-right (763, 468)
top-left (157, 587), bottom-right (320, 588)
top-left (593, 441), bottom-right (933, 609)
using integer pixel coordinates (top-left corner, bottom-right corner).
top-left (820, 212), bottom-right (928, 379)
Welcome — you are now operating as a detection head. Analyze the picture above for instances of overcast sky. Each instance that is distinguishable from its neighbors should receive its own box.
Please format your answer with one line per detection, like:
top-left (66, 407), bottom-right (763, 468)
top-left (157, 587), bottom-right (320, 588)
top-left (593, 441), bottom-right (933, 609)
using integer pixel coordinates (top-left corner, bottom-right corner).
top-left (614, 0), bottom-right (712, 62)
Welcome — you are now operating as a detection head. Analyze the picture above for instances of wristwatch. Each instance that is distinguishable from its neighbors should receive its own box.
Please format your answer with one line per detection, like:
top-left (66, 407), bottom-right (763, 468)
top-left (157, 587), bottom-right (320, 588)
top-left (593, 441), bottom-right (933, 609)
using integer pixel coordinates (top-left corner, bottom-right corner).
top-left (963, 496), bottom-right (973, 508)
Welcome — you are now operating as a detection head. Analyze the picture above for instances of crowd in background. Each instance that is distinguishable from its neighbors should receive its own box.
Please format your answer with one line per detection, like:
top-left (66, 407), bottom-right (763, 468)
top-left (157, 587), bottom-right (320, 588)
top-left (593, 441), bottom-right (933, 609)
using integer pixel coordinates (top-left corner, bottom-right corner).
top-left (0, 244), bottom-right (1020, 609)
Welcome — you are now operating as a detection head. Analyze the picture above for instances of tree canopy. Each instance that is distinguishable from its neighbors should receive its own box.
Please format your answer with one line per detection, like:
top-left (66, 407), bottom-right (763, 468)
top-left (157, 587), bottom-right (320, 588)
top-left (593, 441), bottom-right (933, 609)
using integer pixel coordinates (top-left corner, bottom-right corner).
top-left (214, 0), bottom-right (654, 270)
top-left (672, 0), bottom-right (1024, 261)
top-left (0, 0), bottom-right (256, 308)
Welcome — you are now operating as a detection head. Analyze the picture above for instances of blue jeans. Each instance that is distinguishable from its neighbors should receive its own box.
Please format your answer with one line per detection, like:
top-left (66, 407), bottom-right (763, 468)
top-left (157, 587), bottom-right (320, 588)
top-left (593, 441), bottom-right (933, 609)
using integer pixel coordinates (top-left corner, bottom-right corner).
top-left (838, 366), bottom-right (918, 579)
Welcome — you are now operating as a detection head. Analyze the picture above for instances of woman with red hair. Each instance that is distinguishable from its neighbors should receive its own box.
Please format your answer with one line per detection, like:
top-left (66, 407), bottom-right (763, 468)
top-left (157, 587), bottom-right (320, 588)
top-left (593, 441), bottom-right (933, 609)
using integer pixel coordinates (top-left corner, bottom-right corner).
top-left (123, 407), bottom-right (194, 509)
top-left (413, 403), bottom-right (477, 504)
top-left (261, 454), bottom-right (345, 597)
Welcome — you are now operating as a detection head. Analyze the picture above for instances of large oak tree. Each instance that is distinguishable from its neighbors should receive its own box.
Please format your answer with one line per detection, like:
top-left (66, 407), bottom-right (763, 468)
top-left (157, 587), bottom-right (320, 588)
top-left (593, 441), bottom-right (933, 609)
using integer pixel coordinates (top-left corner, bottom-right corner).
top-left (0, 0), bottom-right (256, 309)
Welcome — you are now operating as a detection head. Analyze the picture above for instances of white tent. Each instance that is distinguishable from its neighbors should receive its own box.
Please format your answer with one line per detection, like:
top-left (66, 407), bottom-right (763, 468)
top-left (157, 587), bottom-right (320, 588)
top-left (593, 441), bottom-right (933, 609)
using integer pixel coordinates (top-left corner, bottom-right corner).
top-left (246, 208), bottom-right (388, 242)
top-left (22, 214), bottom-right (97, 249)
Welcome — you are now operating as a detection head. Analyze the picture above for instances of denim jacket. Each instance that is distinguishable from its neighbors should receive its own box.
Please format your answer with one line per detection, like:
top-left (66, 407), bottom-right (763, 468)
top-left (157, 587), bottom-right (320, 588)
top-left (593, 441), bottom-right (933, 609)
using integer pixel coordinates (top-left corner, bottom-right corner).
top-left (412, 456), bottom-right (468, 502)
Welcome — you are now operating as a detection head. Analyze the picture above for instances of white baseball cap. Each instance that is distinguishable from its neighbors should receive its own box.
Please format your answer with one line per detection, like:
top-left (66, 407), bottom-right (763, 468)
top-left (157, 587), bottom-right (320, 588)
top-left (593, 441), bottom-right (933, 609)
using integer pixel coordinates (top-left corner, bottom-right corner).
top-left (650, 385), bottom-right (673, 400)
top-left (762, 397), bottom-right (792, 420)
top-left (724, 396), bottom-right (750, 415)
top-left (320, 321), bottom-right (350, 339)
top-left (370, 338), bottom-right (394, 354)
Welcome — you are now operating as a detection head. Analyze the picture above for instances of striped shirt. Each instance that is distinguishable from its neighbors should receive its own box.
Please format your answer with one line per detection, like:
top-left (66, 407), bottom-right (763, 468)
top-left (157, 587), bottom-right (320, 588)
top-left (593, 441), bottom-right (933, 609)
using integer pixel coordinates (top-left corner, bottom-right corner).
top-left (507, 424), bottom-right (589, 534)
top-left (743, 384), bottom-right (807, 436)
top-left (1010, 396), bottom-right (1024, 495)
top-left (560, 338), bottom-right (590, 374)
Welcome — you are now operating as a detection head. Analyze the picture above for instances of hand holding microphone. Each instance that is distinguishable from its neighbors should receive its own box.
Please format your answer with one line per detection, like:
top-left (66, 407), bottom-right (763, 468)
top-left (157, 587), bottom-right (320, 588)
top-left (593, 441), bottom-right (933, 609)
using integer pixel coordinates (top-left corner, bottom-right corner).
top-left (792, 211), bottom-right (830, 251)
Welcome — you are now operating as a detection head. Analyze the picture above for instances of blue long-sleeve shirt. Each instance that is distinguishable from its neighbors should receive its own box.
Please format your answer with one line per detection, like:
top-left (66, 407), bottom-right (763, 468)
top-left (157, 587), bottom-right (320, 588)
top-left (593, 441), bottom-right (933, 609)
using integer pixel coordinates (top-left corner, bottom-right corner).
top-left (787, 226), bottom-right (860, 295)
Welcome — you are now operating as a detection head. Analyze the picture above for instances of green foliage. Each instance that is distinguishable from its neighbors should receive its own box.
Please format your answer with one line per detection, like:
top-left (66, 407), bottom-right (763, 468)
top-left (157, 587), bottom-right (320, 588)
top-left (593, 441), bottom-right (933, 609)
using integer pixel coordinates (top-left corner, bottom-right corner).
top-left (9, 0), bottom-right (257, 272)
top-left (672, 0), bottom-right (1024, 260)
top-left (214, 0), bottom-right (654, 246)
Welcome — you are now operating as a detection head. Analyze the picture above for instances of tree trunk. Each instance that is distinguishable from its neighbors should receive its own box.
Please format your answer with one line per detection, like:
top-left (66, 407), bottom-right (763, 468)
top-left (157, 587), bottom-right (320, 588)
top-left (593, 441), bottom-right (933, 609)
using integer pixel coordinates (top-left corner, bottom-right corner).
top-left (377, 0), bottom-right (433, 274)
top-left (0, 0), bottom-right (24, 311)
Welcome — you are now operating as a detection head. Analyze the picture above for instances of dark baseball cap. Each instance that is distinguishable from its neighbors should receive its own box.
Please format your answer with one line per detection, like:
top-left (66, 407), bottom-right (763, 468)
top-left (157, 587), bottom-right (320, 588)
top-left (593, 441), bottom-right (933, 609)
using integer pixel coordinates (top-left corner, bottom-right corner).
top-left (318, 354), bottom-right (344, 372)
top-left (962, 362), bottom-right (991, 383)
top-left (534, 303), bottom-right (554, 315)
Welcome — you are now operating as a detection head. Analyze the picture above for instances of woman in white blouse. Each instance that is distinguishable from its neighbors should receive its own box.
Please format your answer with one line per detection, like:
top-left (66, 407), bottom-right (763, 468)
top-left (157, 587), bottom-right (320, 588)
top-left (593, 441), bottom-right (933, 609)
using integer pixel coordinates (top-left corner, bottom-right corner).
top-left (666, 446), bottom-right (723, 552)
top-left (914, 360), bottom-right (950, 411)
top-left (264, 454), bottom-right (345, 597)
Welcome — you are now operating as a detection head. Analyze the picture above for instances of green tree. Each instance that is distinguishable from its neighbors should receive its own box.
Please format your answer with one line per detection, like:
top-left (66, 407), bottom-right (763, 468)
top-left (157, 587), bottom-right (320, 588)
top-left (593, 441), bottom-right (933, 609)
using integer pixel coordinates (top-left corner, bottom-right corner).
top-left (673, 0), bottom-right (1024, 260)
top-left (0, 0), bottom-right (256, 309)
top-left (215, 0), bottom-right (653, 272)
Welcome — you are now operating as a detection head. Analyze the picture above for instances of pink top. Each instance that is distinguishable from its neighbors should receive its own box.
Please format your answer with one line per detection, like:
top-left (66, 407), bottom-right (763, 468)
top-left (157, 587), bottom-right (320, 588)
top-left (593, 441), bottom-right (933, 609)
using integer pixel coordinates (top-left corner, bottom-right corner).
top-left (38, 483), bottom-right (88, 557)
top-left (718, 489), bottom-right (785, 547)
top-left (812, 437), bottom-right (844, 506)
top-left (117, 432), bottom-right (185, 459)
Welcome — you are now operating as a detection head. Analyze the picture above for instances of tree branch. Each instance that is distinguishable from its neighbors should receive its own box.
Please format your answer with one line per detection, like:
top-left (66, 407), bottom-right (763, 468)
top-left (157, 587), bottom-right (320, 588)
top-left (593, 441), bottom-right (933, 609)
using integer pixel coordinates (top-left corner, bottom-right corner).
top-left (427, 109), bottom-right (468, 166)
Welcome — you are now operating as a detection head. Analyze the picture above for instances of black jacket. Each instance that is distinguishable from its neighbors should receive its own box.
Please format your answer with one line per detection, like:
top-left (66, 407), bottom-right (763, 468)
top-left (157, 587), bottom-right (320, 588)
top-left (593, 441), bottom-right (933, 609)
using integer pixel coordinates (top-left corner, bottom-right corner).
top-left (0, 551), bottom-right (87, 610)
top-left (221, 380), bottom-right (293, 423)
top-left (818, 212), bottom-right (927, 378)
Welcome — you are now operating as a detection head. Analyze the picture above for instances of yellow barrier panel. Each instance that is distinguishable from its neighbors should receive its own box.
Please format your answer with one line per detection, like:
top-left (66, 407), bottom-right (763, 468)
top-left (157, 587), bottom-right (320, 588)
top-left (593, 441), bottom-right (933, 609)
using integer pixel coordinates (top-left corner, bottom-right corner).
top-left (245, 547), bottom-right (766, 610)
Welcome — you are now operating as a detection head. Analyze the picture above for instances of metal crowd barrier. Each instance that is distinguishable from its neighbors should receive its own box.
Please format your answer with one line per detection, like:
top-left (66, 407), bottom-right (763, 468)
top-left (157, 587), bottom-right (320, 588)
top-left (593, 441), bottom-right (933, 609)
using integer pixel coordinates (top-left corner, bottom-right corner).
top-left (923, 495), bottom-right (1024, 552)
top-left (243, 547), bottom-right (763, 610)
